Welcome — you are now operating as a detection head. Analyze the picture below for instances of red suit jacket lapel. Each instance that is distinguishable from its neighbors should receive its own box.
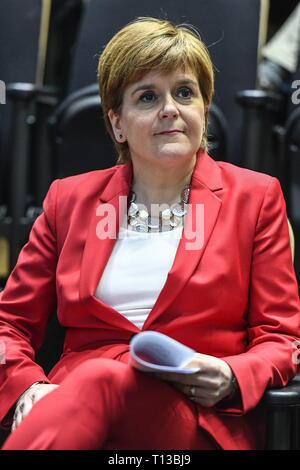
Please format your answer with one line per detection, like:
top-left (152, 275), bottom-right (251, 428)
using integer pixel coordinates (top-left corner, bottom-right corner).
top-left (79, 150), bottom-right (223, 332)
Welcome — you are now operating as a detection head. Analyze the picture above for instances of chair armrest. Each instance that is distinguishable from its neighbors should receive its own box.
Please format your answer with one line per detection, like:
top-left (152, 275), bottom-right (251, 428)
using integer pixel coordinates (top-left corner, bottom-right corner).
top-left (236, 89), bottom-right (283, 112)
top-left (235, 90), bottom-right (285, 174)
top-left (6, 83), bottom-right (59, 105)
top-left (261, 372), bottom-right (300, 408)
top-left (261, 373), bottom-right (300, 449)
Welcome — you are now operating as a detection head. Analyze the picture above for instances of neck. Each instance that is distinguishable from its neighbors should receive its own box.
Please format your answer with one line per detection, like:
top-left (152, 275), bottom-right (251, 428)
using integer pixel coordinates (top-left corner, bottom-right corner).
top-left (131, 155), bottom-right (196, 209)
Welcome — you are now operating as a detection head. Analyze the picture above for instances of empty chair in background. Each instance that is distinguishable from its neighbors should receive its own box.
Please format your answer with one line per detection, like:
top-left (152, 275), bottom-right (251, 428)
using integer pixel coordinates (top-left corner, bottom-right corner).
top-left (0, 0), bottom-right (83, 278)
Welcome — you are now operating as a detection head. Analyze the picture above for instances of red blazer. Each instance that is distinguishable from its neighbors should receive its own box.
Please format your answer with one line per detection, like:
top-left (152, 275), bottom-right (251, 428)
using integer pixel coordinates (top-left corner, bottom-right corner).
top-left (0, 150), bottom-right (299, 450)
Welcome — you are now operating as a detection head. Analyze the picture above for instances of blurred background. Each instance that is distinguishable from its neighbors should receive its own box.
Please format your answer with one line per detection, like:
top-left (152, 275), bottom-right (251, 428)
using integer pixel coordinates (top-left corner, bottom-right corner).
top-left (0, 0), bottom-right (300, 290)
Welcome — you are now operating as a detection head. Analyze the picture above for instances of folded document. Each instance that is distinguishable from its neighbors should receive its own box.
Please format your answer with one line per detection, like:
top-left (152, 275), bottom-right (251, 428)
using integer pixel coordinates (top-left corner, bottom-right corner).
top-left (129, 331), bottom-right (200, 374)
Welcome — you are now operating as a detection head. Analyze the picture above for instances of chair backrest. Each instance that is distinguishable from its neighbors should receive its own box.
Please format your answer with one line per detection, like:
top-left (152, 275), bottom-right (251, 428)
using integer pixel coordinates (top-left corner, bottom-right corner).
top-left (66, 0), bottom-right (262, 165)
top-left (284, 105), bottom-right (300, 283)
top-left (50, 85), bottom-right (117, 177)
top-left (285, 105), bottom-right (300, 220)
top-left (0, 0), bottom-right (42, 206)
top-left (207, 103), bottom-right (228, 161)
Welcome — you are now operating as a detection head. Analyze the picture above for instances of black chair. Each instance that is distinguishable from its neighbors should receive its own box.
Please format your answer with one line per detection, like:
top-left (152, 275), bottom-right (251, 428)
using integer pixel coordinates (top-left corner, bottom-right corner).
top-left (280, 105), bottom-right (300, 289)
top-left (236, 89), bottom-right (284, 178)
top-left (0, 0), bottom-right (83, 278)
top-left (0, 0), bottom-right (44, 283)
top-left (48, 84), bottom-right (117, 178)
top-left (0, 0), bottom-right (42, 209)
top-left (235, 24), bottom-right (300, 201)
top-left (262, 372), bottom-right (300, 450)
top-left (283, 41), bottom-right (300, 218)
top-left (284, 106), bottom-right (300, 223)
top-left (207, 103), bottom-right (228, 162)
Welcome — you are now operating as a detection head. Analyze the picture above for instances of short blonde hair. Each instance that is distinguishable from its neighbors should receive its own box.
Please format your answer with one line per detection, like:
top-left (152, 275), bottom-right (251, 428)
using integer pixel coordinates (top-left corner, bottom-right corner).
top-left (97, 17), bottom-right (214, 164)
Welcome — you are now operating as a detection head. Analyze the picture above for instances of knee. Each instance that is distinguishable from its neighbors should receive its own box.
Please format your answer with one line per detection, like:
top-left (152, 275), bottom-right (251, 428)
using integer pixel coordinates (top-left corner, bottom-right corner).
top-left (67, 358), bottom-right (128, 389)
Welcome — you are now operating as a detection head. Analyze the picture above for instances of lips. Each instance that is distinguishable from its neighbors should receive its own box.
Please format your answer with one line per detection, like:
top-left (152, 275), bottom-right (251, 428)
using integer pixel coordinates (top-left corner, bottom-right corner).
top-left (156, 130), bottom-right (183, 135)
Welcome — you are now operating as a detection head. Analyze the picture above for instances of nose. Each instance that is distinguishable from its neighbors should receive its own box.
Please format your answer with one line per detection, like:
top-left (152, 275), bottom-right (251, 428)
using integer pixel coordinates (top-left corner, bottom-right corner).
top-left (159, 94), bottom-right (179, 119)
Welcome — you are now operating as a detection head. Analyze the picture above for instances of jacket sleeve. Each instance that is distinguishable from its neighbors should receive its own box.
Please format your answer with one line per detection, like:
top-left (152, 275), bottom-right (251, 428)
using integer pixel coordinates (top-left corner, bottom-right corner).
top-left (218, 177), bottom-right (300, 415)
top-left (0, 179), bottom-right (59, 429)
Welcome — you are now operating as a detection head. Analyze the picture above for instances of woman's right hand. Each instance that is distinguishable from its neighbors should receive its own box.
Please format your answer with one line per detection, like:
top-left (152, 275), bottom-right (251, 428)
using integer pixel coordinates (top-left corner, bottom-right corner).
top-left (11, 383), bottom-right (59, 432)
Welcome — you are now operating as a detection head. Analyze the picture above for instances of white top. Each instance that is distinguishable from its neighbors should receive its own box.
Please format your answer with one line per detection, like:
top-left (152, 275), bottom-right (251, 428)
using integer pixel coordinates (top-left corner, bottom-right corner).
top-left (94, 225), bottom-right (183, 329)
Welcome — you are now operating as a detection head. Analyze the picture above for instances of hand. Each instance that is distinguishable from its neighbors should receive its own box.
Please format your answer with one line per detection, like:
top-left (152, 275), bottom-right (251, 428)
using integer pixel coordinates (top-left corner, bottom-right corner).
top-left (153, 352), bottom-right (235, 407)
top-left (11, 383), bottom-right (59, 431)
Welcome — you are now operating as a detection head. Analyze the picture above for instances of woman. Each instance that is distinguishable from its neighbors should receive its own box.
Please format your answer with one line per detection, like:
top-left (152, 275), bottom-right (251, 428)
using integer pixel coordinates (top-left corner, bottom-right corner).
top-left (1, 17), bottom-right (300, 450)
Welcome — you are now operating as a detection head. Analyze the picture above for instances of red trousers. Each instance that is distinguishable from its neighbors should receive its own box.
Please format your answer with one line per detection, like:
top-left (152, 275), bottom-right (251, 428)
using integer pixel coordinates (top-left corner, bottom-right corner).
top-left (1, 358), bottom-right (217, 450)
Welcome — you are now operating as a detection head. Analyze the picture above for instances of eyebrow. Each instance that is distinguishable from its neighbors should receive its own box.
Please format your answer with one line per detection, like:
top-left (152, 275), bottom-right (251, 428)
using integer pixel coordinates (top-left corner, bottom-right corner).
top-left (131, 79), bottom-right (199, 96)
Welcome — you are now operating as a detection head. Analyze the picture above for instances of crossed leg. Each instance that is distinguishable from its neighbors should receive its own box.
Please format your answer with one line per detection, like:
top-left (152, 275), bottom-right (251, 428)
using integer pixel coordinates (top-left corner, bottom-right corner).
top-left (1, 358), bottom-right (217, 450)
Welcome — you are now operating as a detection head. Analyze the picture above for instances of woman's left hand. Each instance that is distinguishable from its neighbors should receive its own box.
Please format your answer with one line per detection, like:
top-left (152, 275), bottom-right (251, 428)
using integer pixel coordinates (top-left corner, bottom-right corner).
top-left (152, 352), bottom-right (235, 407)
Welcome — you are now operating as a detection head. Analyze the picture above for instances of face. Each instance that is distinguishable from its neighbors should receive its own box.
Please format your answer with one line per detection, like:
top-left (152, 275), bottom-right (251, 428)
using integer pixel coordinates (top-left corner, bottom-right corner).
top-left (108, 68), bottom-right (206, 168)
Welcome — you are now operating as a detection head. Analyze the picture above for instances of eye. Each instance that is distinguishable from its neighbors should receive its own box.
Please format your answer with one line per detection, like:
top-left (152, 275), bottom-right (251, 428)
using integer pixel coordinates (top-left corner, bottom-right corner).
top-left (177, 87), bottom-right (193, 98)
top-left (139, 91), bottom-right (156, 102)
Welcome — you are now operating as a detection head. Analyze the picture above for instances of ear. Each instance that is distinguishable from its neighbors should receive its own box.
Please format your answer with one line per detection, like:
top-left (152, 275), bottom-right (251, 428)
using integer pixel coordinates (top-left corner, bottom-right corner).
top-left (108, 109), bottom-right (125, 142)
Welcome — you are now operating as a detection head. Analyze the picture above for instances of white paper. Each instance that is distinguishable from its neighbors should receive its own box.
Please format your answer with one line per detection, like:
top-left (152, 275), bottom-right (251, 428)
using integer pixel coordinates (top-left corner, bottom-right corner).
top-left (129, 331), bottom-right (200, 374)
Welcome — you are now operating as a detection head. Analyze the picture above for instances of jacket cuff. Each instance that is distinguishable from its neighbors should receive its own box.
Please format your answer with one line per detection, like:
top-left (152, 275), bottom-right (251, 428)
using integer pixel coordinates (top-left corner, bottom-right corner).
top-left (0, 371), bottom-right (51, 430)
top-left (214, 365), bottom-right (244, 415)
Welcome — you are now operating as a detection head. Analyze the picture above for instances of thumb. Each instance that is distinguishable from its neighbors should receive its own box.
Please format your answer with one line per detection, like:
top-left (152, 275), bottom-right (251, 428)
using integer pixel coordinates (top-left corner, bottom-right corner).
top-left (182, 353), bottom-right (201, 371)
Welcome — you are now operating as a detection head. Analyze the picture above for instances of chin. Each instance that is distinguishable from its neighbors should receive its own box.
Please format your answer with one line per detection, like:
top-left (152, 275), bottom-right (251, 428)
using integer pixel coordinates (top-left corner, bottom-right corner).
top-left (155, 147), bottom-right (195, 163)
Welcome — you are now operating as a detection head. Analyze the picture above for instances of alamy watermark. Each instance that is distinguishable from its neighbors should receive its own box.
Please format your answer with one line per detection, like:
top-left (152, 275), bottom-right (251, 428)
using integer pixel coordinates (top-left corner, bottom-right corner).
top-left (95, 196), bottom-right (205, 250)
top-left (291, 80), bottom-right (300, 105)
top-left (0, 80), bottom-right (6, 104)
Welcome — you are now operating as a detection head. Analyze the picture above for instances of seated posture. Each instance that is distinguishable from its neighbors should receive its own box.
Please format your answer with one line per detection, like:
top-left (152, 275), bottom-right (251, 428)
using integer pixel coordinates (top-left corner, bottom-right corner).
top-left (0, 17), bottom-right (300, 450)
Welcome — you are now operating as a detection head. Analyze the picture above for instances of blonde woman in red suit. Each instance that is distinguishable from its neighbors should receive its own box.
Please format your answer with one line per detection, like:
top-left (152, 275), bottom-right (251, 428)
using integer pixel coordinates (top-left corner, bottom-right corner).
top-left (1, 17), bottom-right (300, 450)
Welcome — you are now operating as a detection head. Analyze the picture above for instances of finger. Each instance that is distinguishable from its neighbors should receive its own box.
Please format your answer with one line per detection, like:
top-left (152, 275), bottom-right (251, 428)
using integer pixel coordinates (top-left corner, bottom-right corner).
top-left (166, 382), bottom-right (201, 398)
top-left (172, 382), bottom-right (216, 402)
top-left (172, 385), bottom-right (209, 406)
top-left (188, 384), bottom-right (228, 407)
top-left (183, 353), bottom-right (213, 371)
top-left (183, 358), bottom-right (202, 370)
top-left (154, 372), bottom-right (214, 391)
top-left (154, 371), bottom-right (204, 385)
top-left (167, 381), bottom-right (185, 394)
top-left (151, 376), bottom-right (194, 397)
top-left (161, 381), bottom-right (204, 404)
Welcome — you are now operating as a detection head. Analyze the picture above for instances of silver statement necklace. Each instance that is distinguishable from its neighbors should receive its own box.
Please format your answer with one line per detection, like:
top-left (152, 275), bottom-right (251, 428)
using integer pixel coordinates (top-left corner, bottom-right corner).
top-left (128, 186), bottom-right (190, 232)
